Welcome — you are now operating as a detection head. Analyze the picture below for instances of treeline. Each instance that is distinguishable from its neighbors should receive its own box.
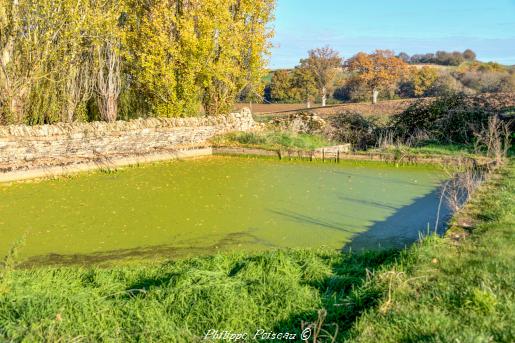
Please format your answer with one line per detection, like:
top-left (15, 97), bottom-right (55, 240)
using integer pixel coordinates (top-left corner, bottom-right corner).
top-left (265, 48), bottom-right (515, 105)
top-left (0, 0), bottom-right (274, 125)
top-left (397, 49), bottom-right (477, 66)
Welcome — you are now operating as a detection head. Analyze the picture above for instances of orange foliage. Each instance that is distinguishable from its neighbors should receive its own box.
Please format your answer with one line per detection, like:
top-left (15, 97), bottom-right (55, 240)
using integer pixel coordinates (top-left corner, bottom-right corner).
top-left (346, 50), bottom-right (409, 93)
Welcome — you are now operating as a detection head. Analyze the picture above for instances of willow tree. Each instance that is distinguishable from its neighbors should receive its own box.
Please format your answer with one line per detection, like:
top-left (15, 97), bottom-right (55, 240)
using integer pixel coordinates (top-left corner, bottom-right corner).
top-left (0, 0), bottom-right (45, 123)
top-left (27, 0), bottom-right (96, 124)
top-left (1, 0), bottom-right (274, 123)
top-left (0, 0), bottom-right (98, 124)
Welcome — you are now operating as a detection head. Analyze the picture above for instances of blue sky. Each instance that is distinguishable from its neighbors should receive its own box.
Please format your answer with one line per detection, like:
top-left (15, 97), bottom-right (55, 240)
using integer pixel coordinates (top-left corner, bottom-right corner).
top-left (269, 0), bottom-right (515, 69)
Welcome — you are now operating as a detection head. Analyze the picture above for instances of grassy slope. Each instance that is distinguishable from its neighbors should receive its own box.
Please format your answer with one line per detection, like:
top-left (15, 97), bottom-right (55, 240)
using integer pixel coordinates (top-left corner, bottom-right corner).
top-left (349, 161), bottom-right (515, 342)
top-left (0, 249), bottom-right (397, 341)
top-left (0, 162), bottom-right (513, 342)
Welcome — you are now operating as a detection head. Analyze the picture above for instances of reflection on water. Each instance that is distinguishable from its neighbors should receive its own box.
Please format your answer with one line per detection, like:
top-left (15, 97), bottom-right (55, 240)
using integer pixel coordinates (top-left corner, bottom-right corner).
top-left (0, 156), bottom-right (449, 265)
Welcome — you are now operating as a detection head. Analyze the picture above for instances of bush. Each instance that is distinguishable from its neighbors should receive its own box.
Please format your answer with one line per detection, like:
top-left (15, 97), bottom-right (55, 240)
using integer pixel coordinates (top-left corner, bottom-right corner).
top-left (426, 73), bottom-right (465, 97)
top-left (457, 72), bottom-right (515, 93)
top-left (327, 112), bottom-right (383, 149)
top-left (390, 93), bottom-right (498, 144)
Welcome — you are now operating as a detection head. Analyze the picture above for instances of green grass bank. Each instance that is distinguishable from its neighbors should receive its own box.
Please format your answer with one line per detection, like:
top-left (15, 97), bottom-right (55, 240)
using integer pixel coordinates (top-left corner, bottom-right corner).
top-left (0, 161), bottom-right (513, 342)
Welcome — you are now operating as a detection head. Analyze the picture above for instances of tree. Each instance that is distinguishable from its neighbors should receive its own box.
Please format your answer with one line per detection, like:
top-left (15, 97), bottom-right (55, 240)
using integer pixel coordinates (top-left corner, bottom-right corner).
top-left (0, 0), bottom-right (50, 123)
top-left (411, 66), bottom-right (438, 97)
top-left (397, 52), bottom-right (410, 63)
top-left (463, 49), bottom-right (477, 61)
top-left (299, 47), bottom-right (342, 107)
top-left (290, 65), bottom-right (318, 107)
top-left (1, 0), bottom-right (275, 123)
top-left (123, 0), bottom-right (274, 117)
top-left (346, 50), bottom-right (408, 104)
top-left (269, 70), bottom-right (293, 102)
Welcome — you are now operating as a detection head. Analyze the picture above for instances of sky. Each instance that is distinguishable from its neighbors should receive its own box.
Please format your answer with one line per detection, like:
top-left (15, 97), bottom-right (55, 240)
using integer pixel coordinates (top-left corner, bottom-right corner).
top-left (269, 0), bottom-right (515, 69)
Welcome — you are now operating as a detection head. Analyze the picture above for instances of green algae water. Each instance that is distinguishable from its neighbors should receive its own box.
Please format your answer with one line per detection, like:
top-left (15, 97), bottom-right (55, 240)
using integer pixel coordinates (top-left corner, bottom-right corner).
top-left (0, 156), bottom-right (449, 265)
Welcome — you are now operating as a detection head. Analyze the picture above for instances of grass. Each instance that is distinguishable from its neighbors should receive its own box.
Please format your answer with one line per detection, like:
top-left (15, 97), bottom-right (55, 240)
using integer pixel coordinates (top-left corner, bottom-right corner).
top-left (0, 160), bottom-right (513, 341)
top-left (369, 141), bottom-right (479, 158)
top-left (349, 160), bottom-right (515, 342)
top-left (0, 248), bottom-right (397, 341)
top-left (214, 130), bottom-right (484, 160)
top-left (211, 131), bottom-right (334, 151)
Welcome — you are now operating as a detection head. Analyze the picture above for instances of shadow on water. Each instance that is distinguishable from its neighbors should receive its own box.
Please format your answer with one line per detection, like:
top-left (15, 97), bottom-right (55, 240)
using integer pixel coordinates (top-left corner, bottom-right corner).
top-left (268, 209), bottom-right (358, 234)
top-left (271, 188), bottom-right (452, 339)
top-left (20, 230), bottom-right (276, 268)
top-left (269, 187), bottom-right (451, 252)
top-left (331, 169), bottom-right (434, 189)
top-left (343, 187), bottom-right (451, 251)
top-left (337, 195), bottom-right (398, 211)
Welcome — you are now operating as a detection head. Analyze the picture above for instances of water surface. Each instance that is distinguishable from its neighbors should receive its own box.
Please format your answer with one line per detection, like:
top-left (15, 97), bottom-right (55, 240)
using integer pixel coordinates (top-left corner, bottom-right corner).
top-left (0, 156), bottom-right (449, 265)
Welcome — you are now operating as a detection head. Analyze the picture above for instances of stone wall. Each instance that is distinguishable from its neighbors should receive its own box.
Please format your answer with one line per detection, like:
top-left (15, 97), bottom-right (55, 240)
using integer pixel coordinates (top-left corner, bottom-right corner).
top-left (0, 109), bottom-right (254, 173)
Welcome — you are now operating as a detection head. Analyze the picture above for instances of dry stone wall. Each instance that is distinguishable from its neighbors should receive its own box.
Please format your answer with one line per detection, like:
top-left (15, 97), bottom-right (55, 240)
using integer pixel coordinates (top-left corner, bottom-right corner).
top-left (0, 109), bottom-right (254, 172)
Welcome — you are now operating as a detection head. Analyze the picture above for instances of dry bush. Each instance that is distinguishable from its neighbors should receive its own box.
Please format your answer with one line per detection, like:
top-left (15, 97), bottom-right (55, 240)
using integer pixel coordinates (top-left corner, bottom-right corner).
top-left (377, 129), bottom-right (396, 149)
top-left (301, 309), bottom-right (339, 343)
top-left (441, 160), bottom-right (485, 214)
top-left (474, 116), bottom-right (512, 163)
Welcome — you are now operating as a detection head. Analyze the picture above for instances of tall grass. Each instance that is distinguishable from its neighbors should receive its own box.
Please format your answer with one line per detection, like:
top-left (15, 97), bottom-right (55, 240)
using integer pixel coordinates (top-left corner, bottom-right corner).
top-left (0, 249), bottom-right (396, 342)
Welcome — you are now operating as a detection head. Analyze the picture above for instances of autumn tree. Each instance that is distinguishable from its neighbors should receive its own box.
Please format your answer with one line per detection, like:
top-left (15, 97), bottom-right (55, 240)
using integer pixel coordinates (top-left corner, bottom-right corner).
top-left (299, 47), bottom-right (342, 107)
top-left (346, 50), bottom-right (408, 104)
top-left (199, 0), bottom-right (275, 115)
top-left (411, 66), bottom-right (438, 97)
top-left (1, 0), bottom-right (275, 123)
top-left (123, 0), bottom-right (274, 117)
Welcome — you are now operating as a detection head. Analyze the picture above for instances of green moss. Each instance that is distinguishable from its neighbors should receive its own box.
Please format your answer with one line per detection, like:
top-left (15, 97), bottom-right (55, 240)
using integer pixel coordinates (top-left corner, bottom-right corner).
top-left (0, 156), bottom-right (446, 264)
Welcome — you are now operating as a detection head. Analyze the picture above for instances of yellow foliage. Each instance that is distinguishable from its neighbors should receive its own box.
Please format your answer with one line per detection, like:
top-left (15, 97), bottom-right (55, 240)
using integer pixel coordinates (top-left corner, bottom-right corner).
top-left (411, 66), bottom-right (438, 97)
top-left (1, 0), bottom-right (275, 122)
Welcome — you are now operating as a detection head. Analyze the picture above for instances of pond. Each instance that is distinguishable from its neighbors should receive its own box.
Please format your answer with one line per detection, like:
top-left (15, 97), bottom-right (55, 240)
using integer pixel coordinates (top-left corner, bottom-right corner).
top-left (0, 156), bottom-right (450, 265)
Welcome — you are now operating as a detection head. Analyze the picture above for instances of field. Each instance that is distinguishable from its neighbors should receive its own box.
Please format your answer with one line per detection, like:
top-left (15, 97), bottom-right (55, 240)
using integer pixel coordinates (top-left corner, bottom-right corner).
top-left (234, 99), bottom-right (417, 117)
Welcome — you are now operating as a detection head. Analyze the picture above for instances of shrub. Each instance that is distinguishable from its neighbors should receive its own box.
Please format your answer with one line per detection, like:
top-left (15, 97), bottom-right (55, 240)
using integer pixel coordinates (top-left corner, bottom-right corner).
top-left (327, 112), bottom-right (383, 149)
top-left (390, 93), bottom-right (499, 144)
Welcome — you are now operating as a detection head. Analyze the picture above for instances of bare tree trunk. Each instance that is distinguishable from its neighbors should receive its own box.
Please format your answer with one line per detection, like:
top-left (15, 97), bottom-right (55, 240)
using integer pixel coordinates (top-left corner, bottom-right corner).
top-left (0, 0), bottom-right (21, 122)
top-left (96, 41), bottom-right (120, 122)
top-left (322, 86), bottom-right (327, 107)
top-left (372, 89), bottom-right (379, 104)
top-left (65, 58), bottom-right (93, 123)
top-left (306, 100), bottom-right (311, 109)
